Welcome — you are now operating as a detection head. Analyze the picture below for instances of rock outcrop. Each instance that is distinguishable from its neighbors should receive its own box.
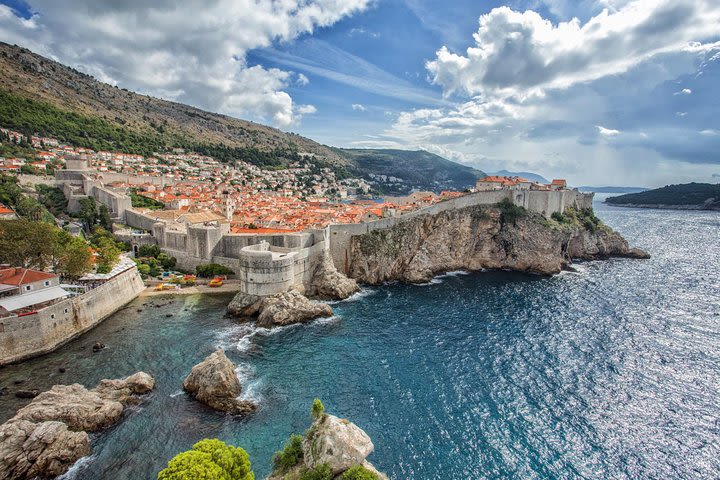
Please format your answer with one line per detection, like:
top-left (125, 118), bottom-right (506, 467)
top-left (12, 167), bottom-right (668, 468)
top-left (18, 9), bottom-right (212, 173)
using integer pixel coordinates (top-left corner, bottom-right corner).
top-left (269, 413), bottom-right (387, 480)
top-left (309, 254), bottom-right (359, 300)
top-left (302, 414), bottom-right (381, 477)
top-left (183, 349), bottom-right (255, 415)
top-left (0, 372), bottom-right (154, 480)
top-left (257, 290), bottom-right (333, 328)
top-left (348, 205), bottom-right (649, 284)
top-left (227, 289), bottom-right (333, 328)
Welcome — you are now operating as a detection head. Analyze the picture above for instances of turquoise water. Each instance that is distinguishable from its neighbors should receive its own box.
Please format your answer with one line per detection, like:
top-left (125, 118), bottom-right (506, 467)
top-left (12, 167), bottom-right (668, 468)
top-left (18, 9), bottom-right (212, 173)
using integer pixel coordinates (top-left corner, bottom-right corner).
top-left (1, 202), bottom-right (719, 479)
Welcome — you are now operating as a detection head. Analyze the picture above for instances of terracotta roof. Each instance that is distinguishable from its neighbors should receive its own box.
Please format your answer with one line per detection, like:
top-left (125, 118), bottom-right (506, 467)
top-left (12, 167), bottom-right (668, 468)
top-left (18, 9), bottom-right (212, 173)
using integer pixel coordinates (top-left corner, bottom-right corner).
top-left (0, 268), bottom-right (58, 286)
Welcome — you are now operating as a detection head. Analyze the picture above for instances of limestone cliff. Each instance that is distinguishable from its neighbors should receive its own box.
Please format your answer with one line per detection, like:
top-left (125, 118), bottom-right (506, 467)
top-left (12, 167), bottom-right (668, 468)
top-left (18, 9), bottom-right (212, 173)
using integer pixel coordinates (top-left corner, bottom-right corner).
top-left (348, 204), bottom-right (648, 284)
top-left (183, 349), bottom-right (255, 415)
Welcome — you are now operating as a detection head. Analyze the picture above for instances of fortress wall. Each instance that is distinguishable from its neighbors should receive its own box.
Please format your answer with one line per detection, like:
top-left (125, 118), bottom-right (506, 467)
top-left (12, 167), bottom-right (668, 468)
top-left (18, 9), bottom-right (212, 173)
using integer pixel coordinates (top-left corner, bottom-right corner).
top-left (125, 209), bottom-right (159, 231)
top-left (91, 186), bottom-right (132, 221)
top-left (237, 245), bottom-right (297, 296)
top-left (0, 266), bottom-right (145, 366)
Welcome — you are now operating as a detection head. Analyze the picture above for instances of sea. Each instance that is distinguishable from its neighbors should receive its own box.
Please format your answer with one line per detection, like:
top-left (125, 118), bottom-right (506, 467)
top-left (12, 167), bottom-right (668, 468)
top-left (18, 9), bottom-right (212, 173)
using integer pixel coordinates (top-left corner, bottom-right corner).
top-left (0, 200), bottom-right (718, 480)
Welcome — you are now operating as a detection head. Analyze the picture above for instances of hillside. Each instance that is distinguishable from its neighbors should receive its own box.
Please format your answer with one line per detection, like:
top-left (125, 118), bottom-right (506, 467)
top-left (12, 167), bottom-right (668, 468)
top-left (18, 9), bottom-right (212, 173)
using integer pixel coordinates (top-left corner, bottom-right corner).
top-left (0, 42), bottom-right (343, 164)
top-left (606, 183), bottom-right (720, 210)
top-left (0, 42), bottom-right (484, 192)
top-left (338, 148), bottom-right (485, 194)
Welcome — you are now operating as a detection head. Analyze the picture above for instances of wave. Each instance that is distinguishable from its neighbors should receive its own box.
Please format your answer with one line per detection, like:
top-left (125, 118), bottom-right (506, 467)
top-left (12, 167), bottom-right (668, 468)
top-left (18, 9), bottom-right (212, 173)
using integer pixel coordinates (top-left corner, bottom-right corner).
top-left (169, 389), bottom-right (184, 398)
top-left (328, 288), bottom-right (376, 304)
top-left (57, 455), bottom-right (94, 479)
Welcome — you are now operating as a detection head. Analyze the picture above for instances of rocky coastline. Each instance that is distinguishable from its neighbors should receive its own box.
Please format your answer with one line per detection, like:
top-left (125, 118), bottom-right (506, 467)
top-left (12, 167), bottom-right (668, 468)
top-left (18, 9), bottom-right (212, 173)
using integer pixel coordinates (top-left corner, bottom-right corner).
top-left (0, 372), bottom-right (154, 480)
top-left (347, 204), bottom-right (649, 284)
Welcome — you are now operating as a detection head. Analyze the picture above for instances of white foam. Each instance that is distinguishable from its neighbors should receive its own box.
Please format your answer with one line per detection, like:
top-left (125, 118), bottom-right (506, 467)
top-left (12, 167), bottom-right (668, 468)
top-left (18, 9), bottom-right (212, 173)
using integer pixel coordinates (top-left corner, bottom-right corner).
top-left (57, 455), bottom-right (94, 479)
top-left (329, 287), bottom-right (376, 304)
top-left (169, 389), bottom-right (184, 398)
top-left (234, 363), bottom-right (263, 403)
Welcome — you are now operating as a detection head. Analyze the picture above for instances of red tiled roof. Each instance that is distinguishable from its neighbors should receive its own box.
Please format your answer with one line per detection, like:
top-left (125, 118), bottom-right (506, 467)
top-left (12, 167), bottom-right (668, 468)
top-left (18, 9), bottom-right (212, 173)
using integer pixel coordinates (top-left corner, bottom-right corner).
top-left (0, 268), bottom-right (58, 286)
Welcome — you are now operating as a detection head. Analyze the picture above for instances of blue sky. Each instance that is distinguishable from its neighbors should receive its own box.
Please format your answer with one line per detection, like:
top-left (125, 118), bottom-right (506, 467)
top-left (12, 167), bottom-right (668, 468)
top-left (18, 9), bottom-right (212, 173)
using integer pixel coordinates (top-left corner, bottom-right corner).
top-left (0, 0), bottom-right (719, 186)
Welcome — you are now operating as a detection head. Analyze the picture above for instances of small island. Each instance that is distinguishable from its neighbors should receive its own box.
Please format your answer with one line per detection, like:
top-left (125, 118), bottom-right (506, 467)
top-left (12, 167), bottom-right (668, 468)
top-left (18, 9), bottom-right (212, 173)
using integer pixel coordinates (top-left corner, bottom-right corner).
top-left (606, 183), bottom-right (720, 211)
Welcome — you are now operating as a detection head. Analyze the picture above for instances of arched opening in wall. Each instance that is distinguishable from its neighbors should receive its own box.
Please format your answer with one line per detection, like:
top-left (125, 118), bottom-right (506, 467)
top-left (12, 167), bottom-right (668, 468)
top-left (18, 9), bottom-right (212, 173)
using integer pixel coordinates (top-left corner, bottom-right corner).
top-left (132, 244), bottom-right (139, 255)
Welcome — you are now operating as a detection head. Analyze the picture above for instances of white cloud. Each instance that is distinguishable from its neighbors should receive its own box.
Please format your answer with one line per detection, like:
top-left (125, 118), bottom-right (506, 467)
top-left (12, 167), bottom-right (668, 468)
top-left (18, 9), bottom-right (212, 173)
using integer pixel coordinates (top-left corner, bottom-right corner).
top-left (0, 0), bottom-right (369, 126)
top-left (597, 126), bottom-right (621, 136)
top-left (352, 104), bottom-right (367, 111)
top-left (427, 1), bottom-right (720, 99)
top-left (296, 73), bottom-right (310, 86)
top-left (674, 88), bottom-right (693, 95)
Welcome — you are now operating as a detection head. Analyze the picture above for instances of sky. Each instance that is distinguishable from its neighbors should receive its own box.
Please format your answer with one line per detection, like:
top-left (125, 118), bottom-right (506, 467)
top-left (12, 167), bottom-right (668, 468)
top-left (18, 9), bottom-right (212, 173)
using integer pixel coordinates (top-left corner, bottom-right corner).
top-left (0, 0), bottom-right (719, 187)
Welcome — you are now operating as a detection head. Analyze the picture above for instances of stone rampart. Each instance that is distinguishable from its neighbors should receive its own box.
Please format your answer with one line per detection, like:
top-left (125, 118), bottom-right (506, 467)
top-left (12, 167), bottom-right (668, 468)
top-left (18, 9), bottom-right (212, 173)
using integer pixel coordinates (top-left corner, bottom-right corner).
top-left (0, 266), bottom-right (145, 366)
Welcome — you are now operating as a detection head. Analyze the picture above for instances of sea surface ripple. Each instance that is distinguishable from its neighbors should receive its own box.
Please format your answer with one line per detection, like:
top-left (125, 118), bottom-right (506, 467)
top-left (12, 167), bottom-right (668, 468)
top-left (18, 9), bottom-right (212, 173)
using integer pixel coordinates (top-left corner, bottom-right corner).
top-left (0, 201), bottom-right (718, 479)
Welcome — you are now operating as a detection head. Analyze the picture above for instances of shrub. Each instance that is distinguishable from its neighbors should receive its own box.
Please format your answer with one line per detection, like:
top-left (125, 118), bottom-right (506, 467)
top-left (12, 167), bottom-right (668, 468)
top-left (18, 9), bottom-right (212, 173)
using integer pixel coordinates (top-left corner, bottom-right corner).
top-left (311, 399), bottom-right (325, 421)
top-left (496, 198), bottom-right (526, 225)
top-left (272, 434), bottom-right (304, 473)
top-left (340, 465), bottom-right (380, 480)
top-left (196, 263), bottom-right (234, 277)
top-left (299, 464), bottom-right (333, 480)
top-left (157, 438), bottom-right (254, 480)
top-left (138, 244), bottom-right (161, 258)
top-left (550, 211), bottom-right (565, 223)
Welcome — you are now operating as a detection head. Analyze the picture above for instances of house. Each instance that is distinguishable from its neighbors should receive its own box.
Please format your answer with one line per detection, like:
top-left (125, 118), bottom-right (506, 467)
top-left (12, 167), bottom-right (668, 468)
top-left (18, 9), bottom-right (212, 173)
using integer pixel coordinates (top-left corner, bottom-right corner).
top-left (0, 267), bottom-right (60, 298)
top-left (475, 176), bottom-right (509, 191)
top-left (550, 179), bottom-right (567, 190)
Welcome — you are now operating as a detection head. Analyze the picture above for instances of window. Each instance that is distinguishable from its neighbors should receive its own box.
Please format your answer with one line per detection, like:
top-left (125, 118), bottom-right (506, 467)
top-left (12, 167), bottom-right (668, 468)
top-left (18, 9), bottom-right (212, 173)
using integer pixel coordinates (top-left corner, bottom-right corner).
top-left (64, 308), bottom-right (69, 314)
top-left (25, 285), bottom-right (31, 291)
top-left (44, 281), bottom-right (51, 287)
top-left (50, 314), bottom-right (55, 319)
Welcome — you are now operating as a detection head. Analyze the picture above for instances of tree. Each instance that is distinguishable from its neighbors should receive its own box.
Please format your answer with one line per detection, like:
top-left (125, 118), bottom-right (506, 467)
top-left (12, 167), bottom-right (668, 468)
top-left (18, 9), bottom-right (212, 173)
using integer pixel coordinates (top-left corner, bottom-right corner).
top-left (78, 197), bottom-right (97, 232)
top-left (157, 439), bottom-right (254, 480)
top-left (57, 234), bottom-right (94, 279)
top-left (95, 236), bottom-right (121, 274)
top-left (98, 204), bottom-right (112, 230)
top-left (0, 219), bottom-right (56, 269)
top-left (272, 435), bottom-right (304, 473)
top-left (339, 466), bottom-right (379, 480)
top-left (311, 399), bottom-right (325, 421)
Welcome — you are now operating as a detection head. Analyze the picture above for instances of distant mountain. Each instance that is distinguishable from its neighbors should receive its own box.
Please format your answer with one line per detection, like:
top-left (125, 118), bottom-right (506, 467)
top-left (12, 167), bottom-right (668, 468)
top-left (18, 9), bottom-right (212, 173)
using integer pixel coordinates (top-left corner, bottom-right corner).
top-left (606, 183), bottom-right (720, 210)
top-left (488, 170), bottom-right (550, 184)
top-left (0, 42), bottom-right (484, 192)
top-left (338, 149), bottom-right (485, 194)
top-left (579, 186), bottom-right (648, 194)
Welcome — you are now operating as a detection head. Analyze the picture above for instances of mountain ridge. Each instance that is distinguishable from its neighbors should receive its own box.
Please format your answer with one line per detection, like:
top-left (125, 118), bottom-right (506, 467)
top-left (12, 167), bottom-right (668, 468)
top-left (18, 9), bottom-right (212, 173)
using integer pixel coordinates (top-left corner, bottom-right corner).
top-left (0, 42), bottom-right (483, 193)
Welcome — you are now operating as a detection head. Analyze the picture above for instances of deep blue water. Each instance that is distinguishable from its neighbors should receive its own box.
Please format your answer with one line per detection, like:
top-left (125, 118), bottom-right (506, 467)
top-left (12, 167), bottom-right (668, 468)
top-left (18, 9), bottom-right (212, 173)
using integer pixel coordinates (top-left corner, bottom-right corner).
top-left (1, 202), bottom-right (719, 479)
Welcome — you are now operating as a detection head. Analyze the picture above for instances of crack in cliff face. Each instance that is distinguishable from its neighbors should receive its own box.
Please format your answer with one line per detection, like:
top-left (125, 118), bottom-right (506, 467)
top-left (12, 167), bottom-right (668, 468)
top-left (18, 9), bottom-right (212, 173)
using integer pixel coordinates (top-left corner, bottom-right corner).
top-left (348, 204), bottom-right (649, 284)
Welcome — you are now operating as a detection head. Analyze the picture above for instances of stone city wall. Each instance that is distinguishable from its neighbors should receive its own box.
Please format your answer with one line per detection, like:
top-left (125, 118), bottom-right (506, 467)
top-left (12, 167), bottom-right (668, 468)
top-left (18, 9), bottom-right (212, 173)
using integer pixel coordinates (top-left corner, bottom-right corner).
top-left (0, 266), bottom-right (145, 366)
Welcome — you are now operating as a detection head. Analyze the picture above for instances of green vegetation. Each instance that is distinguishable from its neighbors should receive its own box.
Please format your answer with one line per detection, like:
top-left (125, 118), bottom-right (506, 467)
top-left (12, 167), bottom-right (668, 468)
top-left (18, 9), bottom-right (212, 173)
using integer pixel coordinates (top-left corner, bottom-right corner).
top-left (157, 439), bottom-right (254, 480)
top-left (130, 189), bottom-right (165, 210)
top-left (311, 399), bottom-right (325, 421)
top-left (606, 182), bottom-right (720, 208)
top-left (89, 227), bottom-right (123, 274)
top-left (548, 207), bottom-right (604, 232)
top-left (495, 198), bottom-right (527, 225)
top-left (0, 89), bottom-right (310, 169)
top-left (35, 184), bottom-right (68, 216)
top-left (298, 464), bottom-right (333, 480)
top-left (135, 244), bottom-right (177, 278)
top-left (196, 263), bottom-right (234, 277)
top-left (0, 174), bottom-right (54, 223)
top-left (338, 148), bottom-right (485, 193)
top-left (272, 434), bottom-right (304, 473)
top-left (0, 219), bottom-right (93, 277)
top-left (339, 465), bottom-right (380, 480)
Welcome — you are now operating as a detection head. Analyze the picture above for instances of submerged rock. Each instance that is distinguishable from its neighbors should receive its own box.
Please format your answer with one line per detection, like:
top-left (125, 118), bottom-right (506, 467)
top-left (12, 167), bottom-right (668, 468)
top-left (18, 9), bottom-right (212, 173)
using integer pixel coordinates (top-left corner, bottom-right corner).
top-left (183, 349), bottom-right (255, 415)
top-left (0, 372), bottom-right (154, 480)
top-left (256, 290), bottom-right (333, 328)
